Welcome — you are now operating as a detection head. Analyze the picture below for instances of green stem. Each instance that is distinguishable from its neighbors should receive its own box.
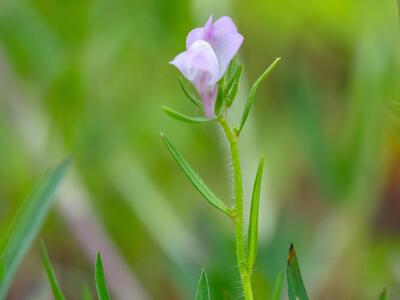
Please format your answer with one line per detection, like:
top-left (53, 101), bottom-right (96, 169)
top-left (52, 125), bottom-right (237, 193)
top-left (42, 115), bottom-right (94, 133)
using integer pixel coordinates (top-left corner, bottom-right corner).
top-left (218, 117), bottom-right (254, 300)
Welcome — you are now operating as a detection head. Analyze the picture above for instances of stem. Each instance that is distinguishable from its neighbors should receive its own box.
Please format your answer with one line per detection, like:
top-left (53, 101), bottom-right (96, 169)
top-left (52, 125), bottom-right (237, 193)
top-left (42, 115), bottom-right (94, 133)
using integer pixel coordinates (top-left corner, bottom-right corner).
top-left (218, 117), bottom-right (254, 300)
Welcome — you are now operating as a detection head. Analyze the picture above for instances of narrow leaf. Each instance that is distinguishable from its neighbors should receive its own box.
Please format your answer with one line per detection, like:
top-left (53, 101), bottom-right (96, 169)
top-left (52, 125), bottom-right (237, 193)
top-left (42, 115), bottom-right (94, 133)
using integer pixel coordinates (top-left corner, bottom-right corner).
top-left (195, 268), bottom-right (211, 300)
top-left (246, 157), bottom-right (264, 271)
top-left (287, 244), bottom-right (309, 300)
top-left (95, 252), bottom-right (111, 300)
top-left (238, 57), bottom-right (281, 134)
top-left (162, 106), bottom-right (214, 123)
top-left (40, 241), bottom-right (66, 300)
top-left (160, 133), bottom-right (232, 218)
top-left (179, 77), bottom-right (203, 109)
top-left (82, 283), bottom-right (93, 300)
top-left (0, 159), bottom-right (70, 299)
top-left (225, 64), bottom-right (243, 108)
top-left (379, 287), bottom-right (388, 300)
top-left (271, 270), bottom-right (285, 300)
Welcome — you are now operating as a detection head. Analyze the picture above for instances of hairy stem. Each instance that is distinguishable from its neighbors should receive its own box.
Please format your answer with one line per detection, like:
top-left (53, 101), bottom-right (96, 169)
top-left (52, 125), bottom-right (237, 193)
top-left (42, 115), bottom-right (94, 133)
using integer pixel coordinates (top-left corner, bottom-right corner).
top-left (219, 117), bottom-right (254, 300)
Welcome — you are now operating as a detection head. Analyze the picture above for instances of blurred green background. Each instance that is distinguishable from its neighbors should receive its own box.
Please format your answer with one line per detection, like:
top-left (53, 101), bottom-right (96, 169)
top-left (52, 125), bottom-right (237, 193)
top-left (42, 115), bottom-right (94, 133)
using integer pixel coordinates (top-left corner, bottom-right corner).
top-left (0, 0), bottom-right (399, 299)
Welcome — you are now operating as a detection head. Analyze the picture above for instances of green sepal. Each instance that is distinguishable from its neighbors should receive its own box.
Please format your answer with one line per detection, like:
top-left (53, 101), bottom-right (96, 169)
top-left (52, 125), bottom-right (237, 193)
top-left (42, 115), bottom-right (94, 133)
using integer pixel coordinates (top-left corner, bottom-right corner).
top-left (179, 77), bottom-right (203, 109)
top-left (95, 252), bottom-right (111, 300)
top-left (238, 57), bottom-right (281, 135)
top-left (195, 268), bottom-right (211, 300)
top-left (214, 83), bottom-right (225, 116)
top-left (287, 244), bottom-right (309, 300)
top-left (40, 241), bottom-right (66, 300)
top-left (162, 106), bottom-right (215, 123)
top-left (246, 157), bottom-right (264, 271)
top-left (160, 133), bottom-right (232, 219)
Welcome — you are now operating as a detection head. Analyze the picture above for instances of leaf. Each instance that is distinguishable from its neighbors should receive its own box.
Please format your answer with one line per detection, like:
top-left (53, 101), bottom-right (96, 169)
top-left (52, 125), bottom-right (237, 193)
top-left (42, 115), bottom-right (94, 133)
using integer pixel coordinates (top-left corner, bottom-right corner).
top-left (246, 157), bottom-right (264, 271)
top-left (179, 77), bottom-right (203, 109)
top-left (225, 64), bottom-right (243, 108)
top-left (160, 133), bottom-right (232, 218)
top-left (195, 268), bottom-right (211, 300)
top-left (162, 106), bottom-right (214, 123)
top-left (40, 241), bottom-right (66, 300)
top-left (82, 283), bottom-right (93, 300)
top-left (287, 244), bottom-right (309, 300)
top-left (379, 287), bottom-right (388, 300)
top-left (238, 57), bottom-right (281, 135)
top-left (95, 252), bottom-right (111, 300)
top-left (0, 159), bottom-right (70, 299)
top-left (271, 270), bottom-right (285, 300)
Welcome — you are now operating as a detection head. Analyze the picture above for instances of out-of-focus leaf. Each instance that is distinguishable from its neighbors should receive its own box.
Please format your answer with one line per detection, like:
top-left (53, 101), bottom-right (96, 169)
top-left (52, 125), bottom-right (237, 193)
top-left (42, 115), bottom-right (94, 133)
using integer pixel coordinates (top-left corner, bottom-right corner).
top-left (195, 268), bottom-right (210, 300)
top-left (162, 106), bottom-right (214, 123)
top-left (0, 258), bottom-right (4, 281)
top-left (271, 270), bottom-right (285, 300)
top-left (0, 159), bottom-right (70, 299)
top-left (287, 244), bottom-right (309, 300)
top-left (379, 287), bottom-right (388, 300)
top-left (179, 77), bottom-right (203, 109)
top-left (95, 252), bottom-right (111, 300)
top-left (246, 157), bottom-right (264, 271)
top-left (160, 133), bottom-right (232, 218)
top-left (82, 283), bottom-right (93, 300)
top-left (225, 64), bottom-right (243, 108)
top-left (238, 57), bottom-right (281, 135)
top-left (40, 241), bottom-right (66, 300)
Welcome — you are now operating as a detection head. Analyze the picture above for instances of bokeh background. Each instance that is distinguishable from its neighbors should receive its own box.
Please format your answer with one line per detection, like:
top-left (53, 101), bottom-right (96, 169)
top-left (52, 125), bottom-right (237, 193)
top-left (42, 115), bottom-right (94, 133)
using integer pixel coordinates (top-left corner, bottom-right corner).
top-left (1, 0), bottom-right (400, 299)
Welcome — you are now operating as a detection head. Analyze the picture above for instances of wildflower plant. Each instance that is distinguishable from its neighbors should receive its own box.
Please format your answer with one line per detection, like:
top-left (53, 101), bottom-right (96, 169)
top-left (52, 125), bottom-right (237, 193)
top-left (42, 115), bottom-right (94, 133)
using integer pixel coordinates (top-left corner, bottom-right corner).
top-left (162, 15), bottom-right (282, 299)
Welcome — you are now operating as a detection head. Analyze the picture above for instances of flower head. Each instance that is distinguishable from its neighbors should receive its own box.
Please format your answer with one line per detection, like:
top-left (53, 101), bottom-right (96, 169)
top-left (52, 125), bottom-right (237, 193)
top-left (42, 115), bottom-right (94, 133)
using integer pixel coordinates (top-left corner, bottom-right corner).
top-left (171, 16), bottom-right (244, 118)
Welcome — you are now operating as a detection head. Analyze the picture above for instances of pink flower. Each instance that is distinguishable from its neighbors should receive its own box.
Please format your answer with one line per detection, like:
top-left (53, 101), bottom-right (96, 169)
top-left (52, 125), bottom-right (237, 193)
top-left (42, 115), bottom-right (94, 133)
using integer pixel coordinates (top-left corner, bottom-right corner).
top-left (170, 16), bottom-right (244, 118)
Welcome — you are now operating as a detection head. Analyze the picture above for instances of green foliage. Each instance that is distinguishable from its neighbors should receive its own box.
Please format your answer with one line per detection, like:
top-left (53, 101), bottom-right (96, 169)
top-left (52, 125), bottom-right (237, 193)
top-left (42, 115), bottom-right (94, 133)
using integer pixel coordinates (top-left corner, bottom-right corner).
top-left (379, 287), bottom-right (388, 300)
top-left (271, 271), bottom-right (285, 300)
top-left (287, 244), bottom-right (309, 300)
top-left (40, 241), bottom-right (66, 300)
top-left (238, 57), bottom-right (281, 135)
top-left (0, 258), bottom-right (4, 282)
top-left (95, 252), bottom-right (111, 300)
top-left (225, 63), bottom-right (243, 108)
top-left (0, 160), bottom-right (70, 299)
top-left (160, 133), bottom-right (232, 218)
top-left (195, 269), bottom-right (211, 300)
top-left (214, 84), bottom-right (225, 115)
top-left (162, 106), bottom-right (215, 123)
top-left (82, 284), bottom-right (94, 300)
top-left (246, 157), bottom-right (264, 271)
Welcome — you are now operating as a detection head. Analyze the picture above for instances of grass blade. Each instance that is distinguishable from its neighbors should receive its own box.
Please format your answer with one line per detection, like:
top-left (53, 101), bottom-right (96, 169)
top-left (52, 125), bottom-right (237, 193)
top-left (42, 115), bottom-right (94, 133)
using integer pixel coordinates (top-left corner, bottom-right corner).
top-left (40, 241), bottom-right (66, 300)
top-left (0, 159), bottom-right (70, 299)
top-left (160, 133), bottom-right (232, 218)
top-left (95, 252), bottom-right (111, 300)
top-left (246, 157), bottom-right (264, 271)
top-left (162, 106), bottom-right (214, 123)
top-left (287, 244), bottom-right (309, 300)
top-left (179, 77), bottom-right (203, 109)
top-left (271, 270), bottom-right (285, 300)
top-left (238, 57), bottom-right (281, 135)
top-left (195, 268), bottom-right (210, 300)
top-left (379, 287), bottom-right (388, 300)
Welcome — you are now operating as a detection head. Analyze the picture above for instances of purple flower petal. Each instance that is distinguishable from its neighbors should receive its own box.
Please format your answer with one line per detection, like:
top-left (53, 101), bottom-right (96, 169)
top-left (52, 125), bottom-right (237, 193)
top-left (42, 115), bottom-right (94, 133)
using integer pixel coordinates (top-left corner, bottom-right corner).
top-left (170, 40), bottom-right (219, 117)
top-left (185, 16), bottom-right (243, 79)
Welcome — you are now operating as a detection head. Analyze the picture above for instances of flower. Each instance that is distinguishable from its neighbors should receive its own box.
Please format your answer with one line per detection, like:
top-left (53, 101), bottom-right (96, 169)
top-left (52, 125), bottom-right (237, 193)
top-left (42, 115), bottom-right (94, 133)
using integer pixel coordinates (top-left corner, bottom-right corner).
top-left (170, 16), bottom-right (244, 118)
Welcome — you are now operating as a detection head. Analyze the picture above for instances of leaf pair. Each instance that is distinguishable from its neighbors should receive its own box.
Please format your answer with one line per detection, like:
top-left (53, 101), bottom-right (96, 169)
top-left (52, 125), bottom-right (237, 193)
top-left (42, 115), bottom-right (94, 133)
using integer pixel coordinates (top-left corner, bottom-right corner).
top-left (41, 242), bottom-right (110, 300)
top-left (0, 159), bottom-right (70, 299)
